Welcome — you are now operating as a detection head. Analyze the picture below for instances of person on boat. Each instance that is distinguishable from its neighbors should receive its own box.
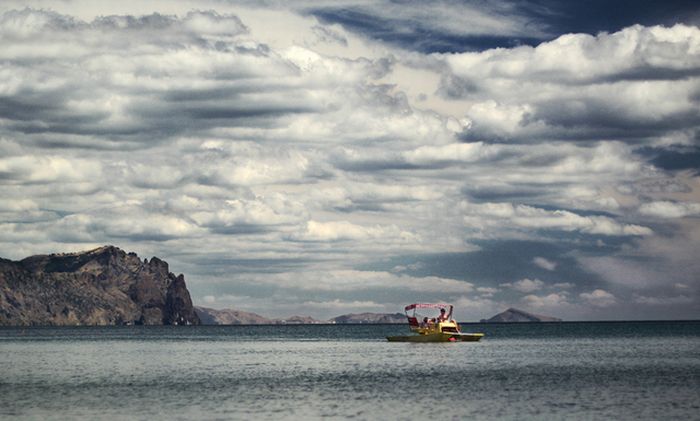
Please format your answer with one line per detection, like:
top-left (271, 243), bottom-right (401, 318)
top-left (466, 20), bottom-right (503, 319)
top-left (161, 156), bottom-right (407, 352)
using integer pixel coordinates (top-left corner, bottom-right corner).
top-left (437, 308), bottom-right (448, 322)
top-left (420, 317), bottom-right (430, 328)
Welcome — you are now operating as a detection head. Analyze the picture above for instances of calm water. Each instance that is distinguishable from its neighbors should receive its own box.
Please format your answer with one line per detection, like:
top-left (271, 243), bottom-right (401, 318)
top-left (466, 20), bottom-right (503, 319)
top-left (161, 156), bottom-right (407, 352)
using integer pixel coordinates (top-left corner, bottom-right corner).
top-left (1, 322), bottom-right (699, 420)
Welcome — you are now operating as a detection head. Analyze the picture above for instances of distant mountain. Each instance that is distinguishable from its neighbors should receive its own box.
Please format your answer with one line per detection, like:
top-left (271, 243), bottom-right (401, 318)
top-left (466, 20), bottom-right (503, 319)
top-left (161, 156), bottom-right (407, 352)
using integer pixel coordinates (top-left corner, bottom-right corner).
top-left (330, 312), bottom-right (406, 324)
top-left (0, 246), bottom-right (200, 326)
top-left (195, 308), bottom-right (406, 325)
top-left (278, 315), bottom-right (323, 324)
top-left (195, 307), bottom-right (323, 325)
top-left (195, 306), bottom-right (273, 325)
top-left (481, 308), bottom-right (562, 323)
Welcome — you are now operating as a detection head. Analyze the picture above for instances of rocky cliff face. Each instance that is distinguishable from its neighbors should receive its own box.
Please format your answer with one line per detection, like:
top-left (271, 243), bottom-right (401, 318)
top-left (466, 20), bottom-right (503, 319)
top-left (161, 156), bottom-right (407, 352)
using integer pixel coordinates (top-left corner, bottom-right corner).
top-left (0, 246), bottom-right (200, 326)
top-left (480, 307), bottom-right (562, 323)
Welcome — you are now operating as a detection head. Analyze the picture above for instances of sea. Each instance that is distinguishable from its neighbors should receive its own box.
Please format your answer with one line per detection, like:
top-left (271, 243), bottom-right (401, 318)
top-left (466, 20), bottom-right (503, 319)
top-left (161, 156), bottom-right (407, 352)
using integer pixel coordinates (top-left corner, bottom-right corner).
top-left (1, 321), bottom-right (698, 420)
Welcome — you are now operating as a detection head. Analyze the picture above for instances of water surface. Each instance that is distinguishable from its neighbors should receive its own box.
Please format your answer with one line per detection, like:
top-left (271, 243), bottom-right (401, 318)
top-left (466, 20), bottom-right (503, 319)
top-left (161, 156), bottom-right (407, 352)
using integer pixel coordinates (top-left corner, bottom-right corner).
top-left (1, 322), bottom-right (698, 420)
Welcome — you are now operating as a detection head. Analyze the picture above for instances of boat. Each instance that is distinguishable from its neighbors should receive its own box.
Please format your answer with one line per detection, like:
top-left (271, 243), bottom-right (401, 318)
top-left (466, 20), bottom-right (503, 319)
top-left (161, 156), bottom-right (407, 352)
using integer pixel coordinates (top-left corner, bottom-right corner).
top-left (386, 303), bottom-right (484, 342)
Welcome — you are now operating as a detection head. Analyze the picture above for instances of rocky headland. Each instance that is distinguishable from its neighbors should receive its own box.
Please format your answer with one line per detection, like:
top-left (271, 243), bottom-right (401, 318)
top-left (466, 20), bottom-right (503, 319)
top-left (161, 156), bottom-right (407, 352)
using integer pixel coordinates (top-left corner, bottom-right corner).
top-left (0, 246), bottom-right (200, 326)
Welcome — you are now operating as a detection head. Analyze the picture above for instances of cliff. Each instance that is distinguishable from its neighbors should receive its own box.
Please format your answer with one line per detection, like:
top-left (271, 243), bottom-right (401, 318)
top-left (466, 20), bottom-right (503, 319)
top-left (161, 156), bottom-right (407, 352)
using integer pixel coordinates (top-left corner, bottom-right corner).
top-left (330, 312), bottom-right (406, 324)
top-left (480, 308), bottom-right (562, 323)
top-left (0, 246), bottom-right (200, 326)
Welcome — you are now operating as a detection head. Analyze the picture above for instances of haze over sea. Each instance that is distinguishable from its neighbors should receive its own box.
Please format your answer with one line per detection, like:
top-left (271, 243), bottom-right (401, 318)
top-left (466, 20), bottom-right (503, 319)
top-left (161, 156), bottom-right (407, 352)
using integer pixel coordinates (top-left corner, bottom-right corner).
top-left (1, 321), bottom-right (698, 420)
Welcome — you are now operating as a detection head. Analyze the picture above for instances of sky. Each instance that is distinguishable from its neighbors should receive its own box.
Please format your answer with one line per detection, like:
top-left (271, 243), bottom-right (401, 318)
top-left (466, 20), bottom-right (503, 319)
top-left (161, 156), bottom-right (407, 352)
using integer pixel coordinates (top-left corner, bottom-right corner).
top-left (1, 0), bottom-right (699, 321)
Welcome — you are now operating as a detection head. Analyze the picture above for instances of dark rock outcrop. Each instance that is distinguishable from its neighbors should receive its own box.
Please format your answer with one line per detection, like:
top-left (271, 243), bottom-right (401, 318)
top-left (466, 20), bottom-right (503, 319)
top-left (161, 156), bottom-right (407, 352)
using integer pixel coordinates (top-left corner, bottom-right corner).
top-left (0, 246), bottom-right (200, 326)
top-left (330, 312), bottom-right (406, 324)
top-left (480, 307), bottom-right (562, 323)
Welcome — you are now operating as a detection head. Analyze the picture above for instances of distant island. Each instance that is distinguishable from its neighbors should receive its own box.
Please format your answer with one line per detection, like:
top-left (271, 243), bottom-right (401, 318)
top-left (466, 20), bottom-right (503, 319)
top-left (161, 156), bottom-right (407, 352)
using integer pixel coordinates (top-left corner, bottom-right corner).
top-left (195, 306), bottom-right (406, 325)
top-left (480, 308), bottom-right (562, 323)
top-left (0, 246), bottom-right (200, 326)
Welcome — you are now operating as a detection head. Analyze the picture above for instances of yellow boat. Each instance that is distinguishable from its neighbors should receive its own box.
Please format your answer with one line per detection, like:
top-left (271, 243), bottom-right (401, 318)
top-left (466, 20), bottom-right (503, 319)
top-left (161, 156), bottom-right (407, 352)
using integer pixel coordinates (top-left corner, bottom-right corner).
top-left (386, 303), bottom-right (485, 343)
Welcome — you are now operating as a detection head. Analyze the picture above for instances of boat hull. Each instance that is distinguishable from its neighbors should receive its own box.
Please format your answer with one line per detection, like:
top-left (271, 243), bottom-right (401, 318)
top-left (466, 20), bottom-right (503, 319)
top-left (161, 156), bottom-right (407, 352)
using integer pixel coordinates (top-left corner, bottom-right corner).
top-left (386, 332), bottom-right (484, 342)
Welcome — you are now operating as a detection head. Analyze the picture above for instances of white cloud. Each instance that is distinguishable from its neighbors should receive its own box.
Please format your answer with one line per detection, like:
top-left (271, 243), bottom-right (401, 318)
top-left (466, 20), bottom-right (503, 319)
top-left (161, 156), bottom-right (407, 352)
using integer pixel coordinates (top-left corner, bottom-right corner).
top-left (638, 201), bottom-right (700, 219)
top-left (633, 295), bottom-right (693, 305)
top-left (476, 287), bottom-right (499, 297)
top-left (290, 220), bottom-right (418, 243)
top-left (522, 292), bottom-right (570, 308)
top-left (0, 4), bottom-right (698, 321)
top-left (533, 257), bottom-right (557, 271)
top-left (462, 201), bottom-right (652, 237)
top-left (579, 289), bottom-right (617, 307)
top-left (502, 278), bottom-right (544, 293)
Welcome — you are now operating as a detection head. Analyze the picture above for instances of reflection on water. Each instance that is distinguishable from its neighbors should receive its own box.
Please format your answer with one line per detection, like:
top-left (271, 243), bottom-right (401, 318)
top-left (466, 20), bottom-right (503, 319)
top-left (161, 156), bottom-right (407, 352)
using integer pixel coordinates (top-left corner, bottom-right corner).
top-left (1, 322), bottom-right (698, 420)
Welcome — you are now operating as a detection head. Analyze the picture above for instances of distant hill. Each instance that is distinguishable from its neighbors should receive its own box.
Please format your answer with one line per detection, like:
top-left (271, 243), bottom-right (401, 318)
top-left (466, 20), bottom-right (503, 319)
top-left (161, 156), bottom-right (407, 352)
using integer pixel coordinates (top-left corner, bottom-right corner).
top-left (195, 308), bottom-right (406, 325)
top-left (0, 246), bottom-right (200, 326)
top-left (278, 315), bottom-right (323, 324)
top-left (195, 307), bottom-right (323, 325)
top-left (330, 312), bottom-right (406, 324)
top-left (481, 308), bottom-right (562, 323)
top-left (195, 306), bottom-right (273, 325)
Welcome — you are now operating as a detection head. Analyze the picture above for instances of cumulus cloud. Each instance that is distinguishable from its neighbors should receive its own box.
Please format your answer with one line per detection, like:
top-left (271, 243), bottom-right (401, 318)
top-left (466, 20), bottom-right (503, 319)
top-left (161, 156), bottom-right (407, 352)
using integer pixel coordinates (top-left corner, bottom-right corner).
top-left (288, 221), bottom-right (422, 252)
top-left (501, 278), bottom-right (545, 293)
top-left (461, 201), bottom-right (652, 237)
top-left (638, 201), bottom-right (700, 218)
top-left (533, 257), bottom-right (557, 271)
top-left (440, 24), bottom-right (700, 142)
top-left (580, 289), bottom-right (617, 307)
top-left (522, 292), bottom-right (570, 308)
top-left (0, 3), bottom-right (699, 320)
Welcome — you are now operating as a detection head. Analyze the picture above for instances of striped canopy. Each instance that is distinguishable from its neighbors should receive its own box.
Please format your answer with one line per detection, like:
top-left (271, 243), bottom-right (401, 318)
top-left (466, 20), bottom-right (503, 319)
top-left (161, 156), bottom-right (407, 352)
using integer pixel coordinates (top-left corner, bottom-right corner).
top-left (404, 303), bottom-right (452, 311)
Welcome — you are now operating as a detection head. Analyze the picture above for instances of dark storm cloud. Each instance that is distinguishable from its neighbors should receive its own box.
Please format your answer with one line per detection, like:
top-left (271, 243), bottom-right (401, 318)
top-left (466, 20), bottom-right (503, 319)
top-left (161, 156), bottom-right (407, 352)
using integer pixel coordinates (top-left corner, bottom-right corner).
top-left (308, 0), bottom-right (700, 53)
top-left (642, 146), bottom-right (700, 172)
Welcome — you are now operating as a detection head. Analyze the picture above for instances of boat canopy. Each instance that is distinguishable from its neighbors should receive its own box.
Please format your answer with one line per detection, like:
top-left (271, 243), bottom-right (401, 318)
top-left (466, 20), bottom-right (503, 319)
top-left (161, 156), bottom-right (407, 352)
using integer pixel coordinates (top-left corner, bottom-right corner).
top-left (405, 303), bottom-right (452, 311)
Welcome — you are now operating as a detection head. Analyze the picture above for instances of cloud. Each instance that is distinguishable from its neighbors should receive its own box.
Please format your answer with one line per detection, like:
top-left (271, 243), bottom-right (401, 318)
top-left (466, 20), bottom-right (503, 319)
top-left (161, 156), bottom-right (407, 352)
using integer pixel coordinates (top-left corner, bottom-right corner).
top-left (0, 4), bottom-right (699, 321)
top-left (579, 289), bottom-right (617, 307)
top-left (633, 295), bottom-right (693, 305)
top-left (0, 155), bottom-right (101, 184)
top-left (476, 287), bottom-right (499, 297)
top-left (522, 292), bottom-right (570, 308)
top-left (440, 24), bottom-right (700, 142)
top-left (533, 257), bottom-right (557, 271)
top-left (638, 201), bottom-right (700, 218)
top-left (289, 220), bottom-right (418, 244)
top-left (309, 1), bottom-right (547, 53)
top-left (501, 278), bottom-right (545, 293)
top-left (461, 201), bottom-right (652, 237)
top-left (235, 270), bottom-right (474, 294)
